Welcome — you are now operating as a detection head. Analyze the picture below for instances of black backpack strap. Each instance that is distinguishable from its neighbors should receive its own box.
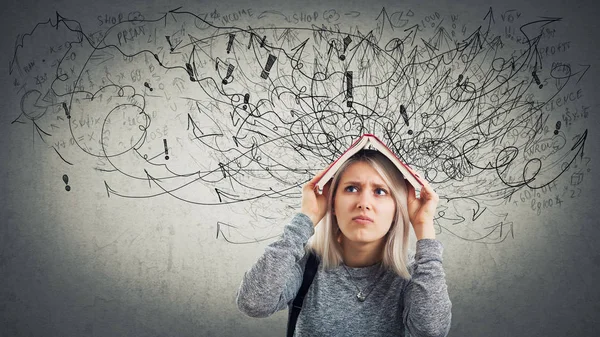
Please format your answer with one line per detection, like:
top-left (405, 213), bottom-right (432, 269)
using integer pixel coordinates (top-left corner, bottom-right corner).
top-left (286, 251), bottom-right (320, 337)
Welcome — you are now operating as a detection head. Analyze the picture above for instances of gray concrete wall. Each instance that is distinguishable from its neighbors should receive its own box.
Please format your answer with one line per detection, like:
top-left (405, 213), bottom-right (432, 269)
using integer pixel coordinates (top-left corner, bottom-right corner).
top-left (1, 0), bottom-right (598, 336)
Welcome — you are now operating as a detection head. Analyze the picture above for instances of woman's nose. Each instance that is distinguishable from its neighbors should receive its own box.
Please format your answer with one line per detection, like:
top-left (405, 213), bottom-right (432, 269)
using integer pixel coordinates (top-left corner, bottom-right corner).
top-left (356, 191), bottom-right (372, 210)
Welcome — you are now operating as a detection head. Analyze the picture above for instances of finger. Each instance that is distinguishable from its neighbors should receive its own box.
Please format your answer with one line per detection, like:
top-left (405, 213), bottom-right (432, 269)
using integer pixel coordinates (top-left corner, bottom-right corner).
top-left (407, 182), bottom-right (417, 204)
top-left (305, 167), bottom-right (326, 186)
top-left (306, 163), bottom-right (335, 192)
top-left (417, 177), bottom-right (432, 194)
top-left (303, 179), bottom-right (316, 191)
top-left (418, 175), bottom-right (432, 189)
top-left (310, 164), bottom-right (333, 184)
top-left (419, 181), bottom-right (439, 203)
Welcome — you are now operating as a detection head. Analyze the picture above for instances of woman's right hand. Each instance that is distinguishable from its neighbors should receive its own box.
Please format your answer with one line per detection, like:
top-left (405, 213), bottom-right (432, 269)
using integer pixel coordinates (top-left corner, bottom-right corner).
top-left (300, 167), bottom-right (332, 227)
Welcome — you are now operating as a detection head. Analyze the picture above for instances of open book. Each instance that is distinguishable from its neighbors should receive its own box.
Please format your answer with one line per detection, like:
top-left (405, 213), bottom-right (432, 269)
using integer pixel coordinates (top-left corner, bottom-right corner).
top-left (315, 134), bottom-right (425, 192)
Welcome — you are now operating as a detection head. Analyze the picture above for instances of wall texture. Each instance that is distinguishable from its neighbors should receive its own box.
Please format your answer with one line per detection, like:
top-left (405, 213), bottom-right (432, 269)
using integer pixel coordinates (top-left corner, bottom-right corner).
top-left (1, 0), bottom-right (599, 336)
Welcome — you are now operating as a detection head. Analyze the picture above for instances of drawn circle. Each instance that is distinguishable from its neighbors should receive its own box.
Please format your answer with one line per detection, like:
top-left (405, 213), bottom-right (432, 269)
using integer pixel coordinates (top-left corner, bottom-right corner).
top-left (21, 90), bottom-right (49, 120)
top-left (100, 104), bottom-right (150, 157)
top-left (496, 74), bottom-right (509, 86)
top-left (522, 158), bottom-right (542, 184)
top-left (384, 38), bottom-right (403, 53)
top-left (491, 58), bottom-right (505, 71)
top-left (425, 167), bottom-right (438, 181)
top-left (433, 93), bottom-right (453, 112)
top-left (550, 64), bottom-right (572, 79)
top-left (495, 146), bottom-right (518, 169)
top-left (313, 72), bottom-right (327, 81)
top-left (441, 158), bottom-right (460, 180)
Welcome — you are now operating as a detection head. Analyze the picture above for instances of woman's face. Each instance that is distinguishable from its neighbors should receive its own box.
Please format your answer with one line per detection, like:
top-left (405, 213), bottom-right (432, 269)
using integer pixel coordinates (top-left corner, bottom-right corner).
top-left (333, 161), bottom-right (396, 244)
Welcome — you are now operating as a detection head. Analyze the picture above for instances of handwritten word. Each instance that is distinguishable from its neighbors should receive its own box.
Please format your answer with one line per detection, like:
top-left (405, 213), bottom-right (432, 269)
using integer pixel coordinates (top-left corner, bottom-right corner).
top-left (23, 60), bottom-right (35, 74)
top-left (531, 195), bottom-right (563, 216)
top-left (117, 25), bottom-right (146, 46)
top-left (417, 11), bottom-right (440, 30)
top-left (562, 105), bottom-right (590, 126)
top-left (500, 9), bottom-right (521, 22)
top-left (97, 13), bottom-right (126, 26)
top-left (524, 136), bottom-right (565, 158)
top-left (543, 89), bottom-right (584, 112)
top-left (290, 11), bottom-right (319, 23)
top-left (539, 41), bottom-right (571, 59)
top-left (219, 9), bottom-right (254, 25)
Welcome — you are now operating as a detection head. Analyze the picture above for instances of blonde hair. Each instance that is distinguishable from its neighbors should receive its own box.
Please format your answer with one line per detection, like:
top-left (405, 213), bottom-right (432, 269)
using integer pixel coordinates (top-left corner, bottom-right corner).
top-left (305, 149), bottom-right (412, 280)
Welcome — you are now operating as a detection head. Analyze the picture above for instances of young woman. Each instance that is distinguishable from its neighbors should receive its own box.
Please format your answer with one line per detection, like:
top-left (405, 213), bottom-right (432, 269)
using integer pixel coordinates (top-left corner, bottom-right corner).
top-left (236, 149), bottom-right (452, 336)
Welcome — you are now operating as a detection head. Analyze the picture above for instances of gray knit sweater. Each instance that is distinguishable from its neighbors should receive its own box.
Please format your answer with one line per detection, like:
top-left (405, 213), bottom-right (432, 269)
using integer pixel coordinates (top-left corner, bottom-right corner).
top-left (236, 213), bottom-right (452, 337)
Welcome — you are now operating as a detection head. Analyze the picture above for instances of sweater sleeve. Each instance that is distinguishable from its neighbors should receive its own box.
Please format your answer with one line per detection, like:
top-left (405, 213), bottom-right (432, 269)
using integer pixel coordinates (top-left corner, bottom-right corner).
top-left (236, 213), bottom-right (315, 318)
top-left (402, 239), bottom-right (452, 337)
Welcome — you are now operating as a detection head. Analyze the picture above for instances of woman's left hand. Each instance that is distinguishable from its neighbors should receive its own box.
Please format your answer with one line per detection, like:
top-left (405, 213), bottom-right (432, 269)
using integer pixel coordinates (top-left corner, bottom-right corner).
top-left (406, 179), bottom-right (439, 240)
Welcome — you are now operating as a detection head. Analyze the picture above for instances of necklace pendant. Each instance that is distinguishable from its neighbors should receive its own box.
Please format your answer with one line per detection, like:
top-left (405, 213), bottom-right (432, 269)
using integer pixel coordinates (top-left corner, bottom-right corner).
top-left (357, 292), bottom-right (366, 302)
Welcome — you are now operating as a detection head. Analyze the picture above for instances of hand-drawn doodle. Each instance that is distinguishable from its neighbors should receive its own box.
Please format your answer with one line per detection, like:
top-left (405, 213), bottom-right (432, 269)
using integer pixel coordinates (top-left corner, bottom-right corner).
top-left (62, 174), bottom-right (71, 191)
top-left (8, 7), bottom-right (591, 244)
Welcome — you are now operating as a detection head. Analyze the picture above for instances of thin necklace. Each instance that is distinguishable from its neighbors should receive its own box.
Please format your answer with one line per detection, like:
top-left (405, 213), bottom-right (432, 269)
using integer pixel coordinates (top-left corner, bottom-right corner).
top-left (342, 263), bottom-right (386, 302)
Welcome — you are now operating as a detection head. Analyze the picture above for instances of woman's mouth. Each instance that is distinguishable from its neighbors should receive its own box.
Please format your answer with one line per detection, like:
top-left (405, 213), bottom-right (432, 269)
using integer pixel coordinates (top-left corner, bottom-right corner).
top-left (352, 215), bottom-right (373, 224)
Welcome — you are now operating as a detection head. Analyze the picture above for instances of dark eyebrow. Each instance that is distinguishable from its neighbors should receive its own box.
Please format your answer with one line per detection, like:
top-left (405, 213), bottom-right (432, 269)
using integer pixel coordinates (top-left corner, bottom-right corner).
top-left (342, 180), bottom-right (389, 189)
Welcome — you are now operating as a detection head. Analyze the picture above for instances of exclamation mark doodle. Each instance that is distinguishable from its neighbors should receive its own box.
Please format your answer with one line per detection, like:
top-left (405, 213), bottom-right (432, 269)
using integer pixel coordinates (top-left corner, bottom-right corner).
top-left (163, 139), bottom-right (169, 160)
top-left (400, 104), bottom-right (413, 135)
top-left (260, 35), bottom-right (267, 48)
top-left (63, 174), bottom-right (71, 191)
top-left (185, 63), bottom-right (196, 82)
top-left (340, 35), bottom-right (352, 61)
top-left (260, 54), bottom-right (277, 79)
top-left (243, 93), bottom-right (250, 110)
top-left (166, 36), bottom-right (174, 51)
top-left (247, 32), bottom-right (254, 49)
top-left (62, 102), bottom-right (71, 119)
top-left (226, 33), bottom-right (235, 54)
top-left (144, 82), bottom-right (153, 91)
top-left (346, 71), bottom-right (353, 107)
top-left (554, 121), bottom-right (561, 135)
top-left (532, 71), bottom-right (543, 89)
top-left (153, 53), bottom-right (163, 66)
top-left (222, 64), bottom-right (235, 84)
top-left (456, 74), bottom-right (464, 87)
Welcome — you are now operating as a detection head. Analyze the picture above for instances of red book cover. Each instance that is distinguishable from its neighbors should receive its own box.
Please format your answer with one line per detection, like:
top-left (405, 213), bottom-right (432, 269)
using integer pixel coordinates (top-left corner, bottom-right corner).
top-left (315, 134), bottom-right (425, 191)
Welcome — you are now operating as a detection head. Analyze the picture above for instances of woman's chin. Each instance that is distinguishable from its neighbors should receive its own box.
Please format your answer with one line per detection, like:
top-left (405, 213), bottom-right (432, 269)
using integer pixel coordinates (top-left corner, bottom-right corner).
top-left (343, 231), bottom-right (384, 244)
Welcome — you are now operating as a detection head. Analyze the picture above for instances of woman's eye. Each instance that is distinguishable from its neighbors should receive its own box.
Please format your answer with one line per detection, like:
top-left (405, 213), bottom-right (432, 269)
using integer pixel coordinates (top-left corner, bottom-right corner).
top-left (375, 188), bottom-right (387, 195)
top-left (345, 186), bottom-right (358, 192)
